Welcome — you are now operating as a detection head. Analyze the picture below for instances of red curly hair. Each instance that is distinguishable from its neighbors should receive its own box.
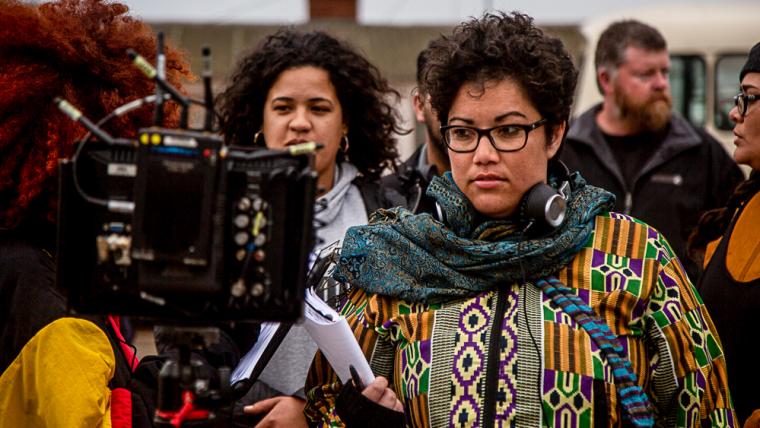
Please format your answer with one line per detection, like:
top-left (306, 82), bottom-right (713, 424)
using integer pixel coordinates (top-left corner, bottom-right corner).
top-left (0, 0), bottom-right (192, 231)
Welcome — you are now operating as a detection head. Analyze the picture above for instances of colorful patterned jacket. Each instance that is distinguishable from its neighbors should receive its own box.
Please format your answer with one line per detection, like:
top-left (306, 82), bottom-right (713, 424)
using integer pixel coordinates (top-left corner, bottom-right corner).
top-left (305, 212), bottom-right (736, 427)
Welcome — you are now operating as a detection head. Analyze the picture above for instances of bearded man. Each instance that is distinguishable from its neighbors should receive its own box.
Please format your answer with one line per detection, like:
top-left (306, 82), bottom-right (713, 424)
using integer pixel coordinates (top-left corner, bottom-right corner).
top-left (561, 19), bottom-right (743, 281)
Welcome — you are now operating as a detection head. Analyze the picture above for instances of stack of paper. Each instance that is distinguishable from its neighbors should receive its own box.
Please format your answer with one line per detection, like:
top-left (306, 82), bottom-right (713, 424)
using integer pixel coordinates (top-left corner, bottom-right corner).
top-left (303, 288), bottom-right (375, 387)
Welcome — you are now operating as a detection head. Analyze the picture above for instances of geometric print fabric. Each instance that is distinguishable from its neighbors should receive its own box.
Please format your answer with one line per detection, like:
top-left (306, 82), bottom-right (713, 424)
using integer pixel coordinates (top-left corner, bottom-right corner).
top-left (304, 213), bottom-right (737, 427)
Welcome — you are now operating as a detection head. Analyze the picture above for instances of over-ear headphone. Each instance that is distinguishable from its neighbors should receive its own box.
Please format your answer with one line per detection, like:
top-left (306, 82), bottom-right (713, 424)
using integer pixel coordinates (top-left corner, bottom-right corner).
top-left (519, 160), bottom-right (572, 234)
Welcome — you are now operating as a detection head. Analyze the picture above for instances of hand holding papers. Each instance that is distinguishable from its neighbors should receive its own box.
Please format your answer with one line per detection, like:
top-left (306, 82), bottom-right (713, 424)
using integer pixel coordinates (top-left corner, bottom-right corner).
top-left (303, 288), bottom-right (375, 388)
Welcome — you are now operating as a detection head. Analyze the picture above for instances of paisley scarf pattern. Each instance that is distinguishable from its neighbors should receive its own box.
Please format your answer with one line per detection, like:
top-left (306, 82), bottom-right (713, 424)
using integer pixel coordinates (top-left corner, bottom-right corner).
top-left (334, 171), bottom-right (614, 304)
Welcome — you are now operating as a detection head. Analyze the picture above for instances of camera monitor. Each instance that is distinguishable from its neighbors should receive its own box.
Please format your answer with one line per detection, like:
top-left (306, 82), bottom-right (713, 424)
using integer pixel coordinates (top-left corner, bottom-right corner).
top-left (57, 127), bottom-right (317, 323)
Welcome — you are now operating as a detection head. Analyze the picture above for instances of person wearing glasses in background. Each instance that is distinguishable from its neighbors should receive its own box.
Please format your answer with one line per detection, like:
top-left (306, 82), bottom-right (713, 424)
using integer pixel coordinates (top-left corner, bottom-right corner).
top-left (304, 12), bottom-right (735, 428)
top-left (689, 42), bottom-right (760, 428)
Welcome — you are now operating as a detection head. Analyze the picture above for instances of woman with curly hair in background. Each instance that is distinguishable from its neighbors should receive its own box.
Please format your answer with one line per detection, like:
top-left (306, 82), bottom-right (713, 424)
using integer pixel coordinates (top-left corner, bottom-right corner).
top-left (216, 28), bottom-right (408, 427)
top-left (0, 0), bottom-right (190, 425)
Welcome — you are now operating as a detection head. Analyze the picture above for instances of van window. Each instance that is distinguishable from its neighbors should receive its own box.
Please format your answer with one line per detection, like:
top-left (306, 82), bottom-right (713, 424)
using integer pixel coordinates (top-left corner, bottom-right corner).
top-left (715, 54), bottom-right (746, 130)
top-left (670, 55), bottom-right (705, 126)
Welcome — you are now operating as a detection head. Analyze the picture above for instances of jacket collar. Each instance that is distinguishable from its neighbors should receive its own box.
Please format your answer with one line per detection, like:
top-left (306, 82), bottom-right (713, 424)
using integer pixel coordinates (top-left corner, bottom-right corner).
top-left (567, 103), bottom-right (703, 185)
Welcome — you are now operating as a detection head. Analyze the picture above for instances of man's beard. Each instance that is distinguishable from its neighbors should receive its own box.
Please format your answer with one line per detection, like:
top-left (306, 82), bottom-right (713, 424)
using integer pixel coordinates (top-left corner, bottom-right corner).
top-left (615, 87), bottom-right (673, 133)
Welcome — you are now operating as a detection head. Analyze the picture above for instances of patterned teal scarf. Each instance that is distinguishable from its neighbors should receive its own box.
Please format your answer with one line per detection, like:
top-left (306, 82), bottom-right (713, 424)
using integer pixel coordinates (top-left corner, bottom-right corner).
top-left (333, 171), bottom-right (614, 304)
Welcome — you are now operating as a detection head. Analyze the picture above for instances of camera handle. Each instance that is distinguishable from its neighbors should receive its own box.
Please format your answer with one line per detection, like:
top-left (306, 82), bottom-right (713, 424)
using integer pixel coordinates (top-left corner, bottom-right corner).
top-left (153, 327), bottom-right (232, 428)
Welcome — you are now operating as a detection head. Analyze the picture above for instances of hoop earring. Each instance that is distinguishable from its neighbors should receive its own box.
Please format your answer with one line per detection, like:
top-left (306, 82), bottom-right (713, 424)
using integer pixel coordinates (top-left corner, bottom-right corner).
top-left (340, 134), bottom-right (350, 154)
top-left (253, 130), bottom-right (264, 146)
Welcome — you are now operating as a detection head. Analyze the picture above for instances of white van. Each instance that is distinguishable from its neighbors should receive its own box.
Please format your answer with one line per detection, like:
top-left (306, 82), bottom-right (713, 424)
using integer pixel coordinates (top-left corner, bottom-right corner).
top-left (573, 2), bottom-right (760, 158)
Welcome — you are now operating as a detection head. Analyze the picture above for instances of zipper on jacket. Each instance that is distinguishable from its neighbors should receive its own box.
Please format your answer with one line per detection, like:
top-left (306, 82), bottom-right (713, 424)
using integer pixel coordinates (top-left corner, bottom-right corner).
top-left (483, 288), bottom-right (508, 426)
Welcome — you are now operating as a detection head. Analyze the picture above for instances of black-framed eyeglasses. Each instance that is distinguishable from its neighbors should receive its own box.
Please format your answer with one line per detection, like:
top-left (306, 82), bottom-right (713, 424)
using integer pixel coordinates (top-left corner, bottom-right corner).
top-left (734, 93), bottom-right (759, 117)
top-left (440, 118), bottom-right (547, 153)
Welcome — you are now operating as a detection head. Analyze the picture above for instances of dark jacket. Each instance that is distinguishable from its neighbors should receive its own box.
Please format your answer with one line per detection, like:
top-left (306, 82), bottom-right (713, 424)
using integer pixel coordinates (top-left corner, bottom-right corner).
top-left (353, 175), bottom-right (409, 217)
top-left (561, 104), bottom-right (744, 281)
top-left (381, 144), bottom-right (440, 216)
top-left (0, 231), bottom-right (62, 374)
top-left (697, 179), bottom-right (760, 424)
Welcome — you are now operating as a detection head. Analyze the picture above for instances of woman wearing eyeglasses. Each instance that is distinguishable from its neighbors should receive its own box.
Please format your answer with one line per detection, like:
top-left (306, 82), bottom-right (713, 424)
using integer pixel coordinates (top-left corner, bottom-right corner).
top-left (689, 42), bottom-right (760, 428)
top-left (304, 12), bottom-right (734, 428)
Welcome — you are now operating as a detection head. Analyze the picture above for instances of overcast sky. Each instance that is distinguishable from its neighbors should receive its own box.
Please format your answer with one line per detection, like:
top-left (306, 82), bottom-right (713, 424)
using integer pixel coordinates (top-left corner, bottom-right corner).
top-left (119, 0), bottom-right (751, 25)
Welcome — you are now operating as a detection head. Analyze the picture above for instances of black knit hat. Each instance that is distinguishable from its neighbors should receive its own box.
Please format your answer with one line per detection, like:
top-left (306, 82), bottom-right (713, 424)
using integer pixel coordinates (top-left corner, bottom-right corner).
top-left (740, 42), bottom-right (760, 81)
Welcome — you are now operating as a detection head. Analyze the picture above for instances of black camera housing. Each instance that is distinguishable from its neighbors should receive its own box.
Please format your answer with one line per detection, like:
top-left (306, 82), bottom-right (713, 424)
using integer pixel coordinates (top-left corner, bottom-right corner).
top-left (57, 127), bottom-right (317, 322)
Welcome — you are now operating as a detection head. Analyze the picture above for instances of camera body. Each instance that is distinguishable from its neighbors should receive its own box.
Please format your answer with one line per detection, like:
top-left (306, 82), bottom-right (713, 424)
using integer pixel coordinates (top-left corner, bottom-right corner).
top-left (57, 127), bottom-right (317, 322)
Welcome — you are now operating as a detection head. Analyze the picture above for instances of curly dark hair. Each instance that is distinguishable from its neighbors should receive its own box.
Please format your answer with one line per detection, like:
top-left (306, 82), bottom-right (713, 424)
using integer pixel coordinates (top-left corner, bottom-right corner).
top-left (217, 29), bottom-right (405, 180)
top-left (422, 12), bottom-right (577, 144)
top-left (0, 0), bottom-right (191, 232)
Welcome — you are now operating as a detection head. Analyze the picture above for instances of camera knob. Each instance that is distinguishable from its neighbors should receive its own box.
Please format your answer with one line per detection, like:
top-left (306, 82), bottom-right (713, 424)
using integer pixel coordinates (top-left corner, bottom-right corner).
top-left (254, 233), bottom-right (267, 246)
top-left (250, 282), bottom-right (265, 297)
top-left (231, 280), bottom-right (246, 297)
top-left (234, 231), bottom-right (249, 246)
top-left (234, 214), bottom-right (250, 228)
top-left (252, 197), bottom-right (264, 212)
top-left (237, 197), bottom-right (251, 211)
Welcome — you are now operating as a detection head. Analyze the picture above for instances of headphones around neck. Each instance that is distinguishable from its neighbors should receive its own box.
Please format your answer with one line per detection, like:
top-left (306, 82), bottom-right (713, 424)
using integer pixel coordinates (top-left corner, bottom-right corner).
top-left (519, 160), bottom-right (573, 235)
top-left (432, 160), bottom-right (574, 231)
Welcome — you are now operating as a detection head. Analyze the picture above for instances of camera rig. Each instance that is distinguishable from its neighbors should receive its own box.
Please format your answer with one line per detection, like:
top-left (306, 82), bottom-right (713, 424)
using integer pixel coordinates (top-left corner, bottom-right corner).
top-left (55, 43), bottom-right (318, 323)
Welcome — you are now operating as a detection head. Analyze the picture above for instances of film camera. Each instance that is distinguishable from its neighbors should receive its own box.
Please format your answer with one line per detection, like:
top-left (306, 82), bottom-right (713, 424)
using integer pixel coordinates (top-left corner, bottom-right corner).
top-left (55, 46), bottom-right (317, 324)
top-left (54, 41), bottom-right (320, 427)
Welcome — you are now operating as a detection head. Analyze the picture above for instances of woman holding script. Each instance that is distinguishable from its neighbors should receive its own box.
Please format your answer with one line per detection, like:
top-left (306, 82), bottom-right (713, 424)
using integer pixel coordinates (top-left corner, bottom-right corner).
top-left (217, 28), bottom-right (409, 427)
top-left (305, 12), bottom-right (735, 428)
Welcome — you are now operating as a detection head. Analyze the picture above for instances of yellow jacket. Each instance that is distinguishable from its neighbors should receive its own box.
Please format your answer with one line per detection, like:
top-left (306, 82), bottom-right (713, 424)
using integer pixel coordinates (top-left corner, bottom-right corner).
top-left (0, 317), bottom-right (115, 427)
